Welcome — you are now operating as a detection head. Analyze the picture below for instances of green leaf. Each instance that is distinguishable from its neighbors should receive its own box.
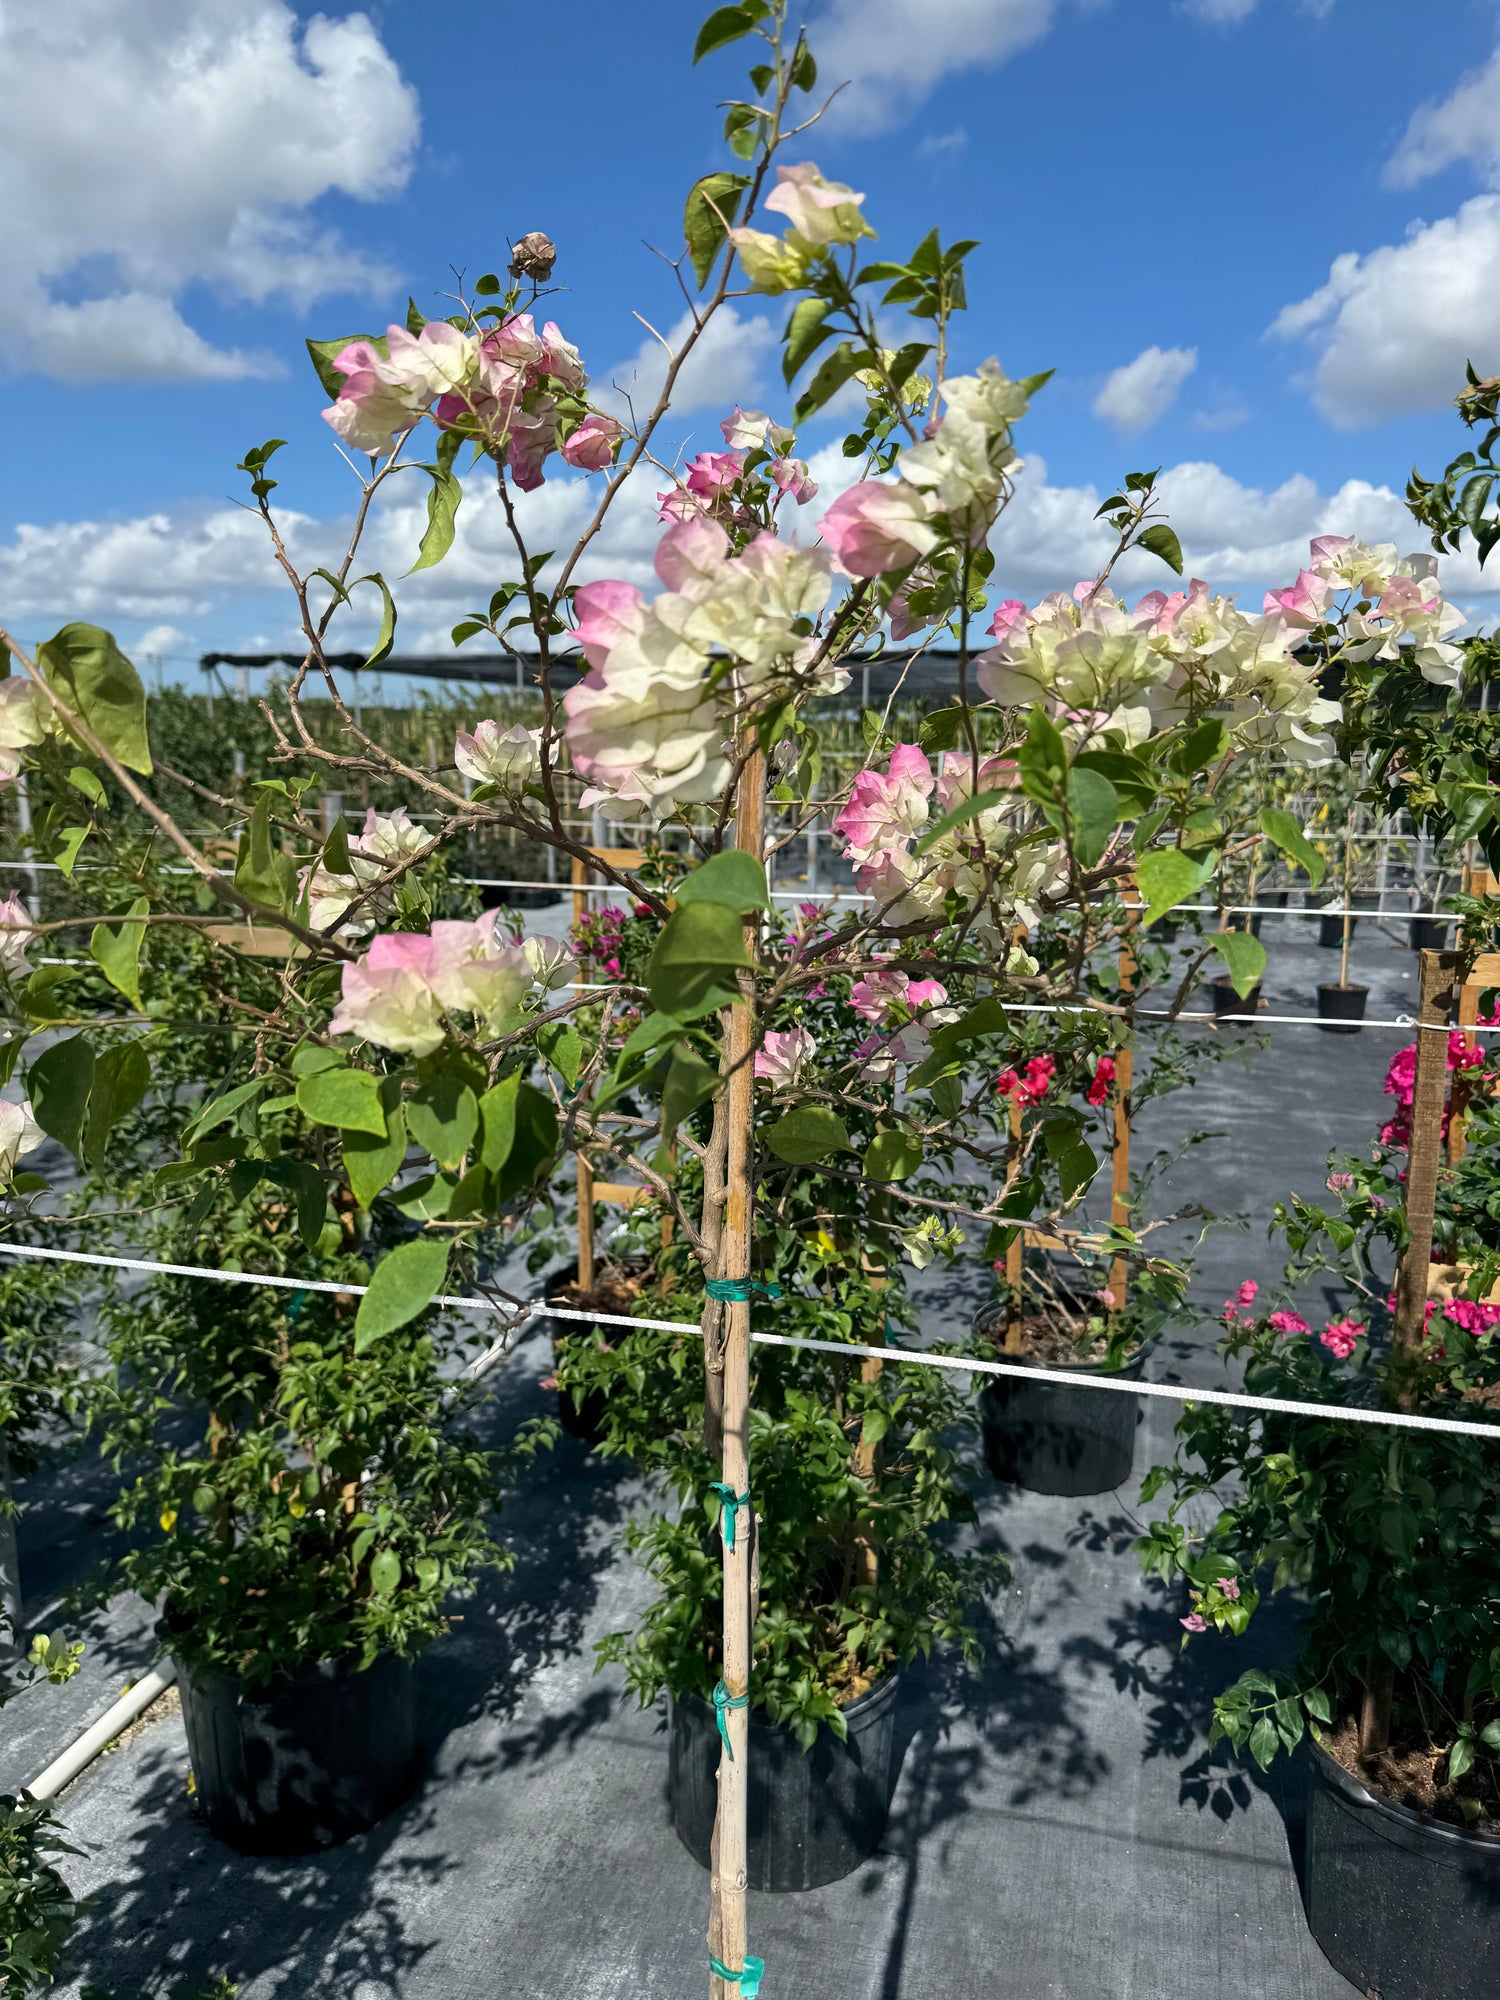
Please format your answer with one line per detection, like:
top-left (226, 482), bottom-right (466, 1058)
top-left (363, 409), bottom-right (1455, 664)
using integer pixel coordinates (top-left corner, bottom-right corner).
top-left (27, 1034), bottom-right (94, 1161)
top-left (345, 1085), bottom-right (408, 1208)
top-left (1043, 1122), bottom-right (1097, 1200)
top-left (619, 1011), bottom-right (690, 1061)
top-left (1066, 767), bottom-right (1119, 869)
top-left (1450, 1734), bottom-right (1477, 1781)
top-left (291, 1043), bottom-right (344, 1077)
top-left (306, 333), bottom-right (384, 400)
top-left (1247, 1714), bottom-right (1279, 1770)
top-left (66, 764), bottom-right (106, 805)
top-left (186, 1075), bottom-right (266, 1144)
top-left (262, 1156), bottom-right (328, 1250)
top-left (537, 1022), bottom-right (583, 1090)
top-left (794, 342), bottom-right (876, 426)
top-left (358, 573), bottom-right (397, 667)
top-left (84, 1039), bottom-right (150, 1170)
top-left (1258, 806), bottom-right (1325, 890)
top-left (674, 850), bottom-right (768, 911)
top-left (913, 788), bottom-right (1011, 856)
top-left (864, 1128), bottom-right (923, 1181)
top-left (917, 705), bottom-right (969, 754)
top-left (296, 1065), bottom-right (388, 1137)
top-left (782, 298), bottom-right (833, 384)
top-left (764, 1105), bottom-right (850, 1165)
top-left (89, 895), bottom-right (148, 1008)
top-left (234, 794), bottom-right (296, 914)
top-left (1169, 717), bottom-right (1228, 776)
top-left (493, 1081), bottom-right (558, 1200)
top-left (52, 826), bottom-right (89, 878)
top-left (478, 1072), bottom-right (521, 1172)
top-left (1209, 930), bottom-right (1265, 1000)
top-left (408, 469), bottom-right (461, 575)
top-left (1303, 1685), bottom-right (1334, 1726)
top-left (647, 902), bottom-right (753, 1016)
top-left (683, 171), bottom-right (749, 288)
top-left (368, 1547), bottom-right (402, 1595)
top-left (1137, 524), bottom-right (1184, 575)
top-left (38, 624), bottom-right (152, 774)
top-left (661, 1042), bottom-right (720, 1138)
top-left (1136, 848), bottom-right (1216, 927)
top-left (406, 1069), bottom-right (479, 1169)
top-left (1073, 750), bottom-right (1156, 815)
top-left (693, 4), bottom-right (754, 61)
top-left (354, 1235), bottom-right (450, 1349)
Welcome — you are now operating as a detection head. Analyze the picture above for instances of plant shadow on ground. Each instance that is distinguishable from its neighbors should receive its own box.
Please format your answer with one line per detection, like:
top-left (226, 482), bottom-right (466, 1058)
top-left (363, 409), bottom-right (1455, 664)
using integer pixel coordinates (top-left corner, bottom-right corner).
top-left (56, 1330), bottom-right (642, 1999)
top-left (1059, 1506), bottom-right (1312, 1887)
top-left (850, 1517), bottom-right (1115, 2000)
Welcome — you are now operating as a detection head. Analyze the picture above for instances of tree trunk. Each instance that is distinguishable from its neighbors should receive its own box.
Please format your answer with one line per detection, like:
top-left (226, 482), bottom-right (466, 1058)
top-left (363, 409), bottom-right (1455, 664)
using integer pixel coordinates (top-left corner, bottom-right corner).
top-left (1390, 949), bottom-right (1460, 1406)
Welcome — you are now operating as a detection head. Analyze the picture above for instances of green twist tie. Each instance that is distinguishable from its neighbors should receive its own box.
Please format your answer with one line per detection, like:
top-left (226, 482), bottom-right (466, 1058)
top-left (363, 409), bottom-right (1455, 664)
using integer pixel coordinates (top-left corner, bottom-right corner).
top-left (710, 1955), bottom-right (765, 1997)
top-left (708, 1482), bottom-right (751, 1552)
top-left (706, 1277), bottom-right (782, 1303)
top-left (712, 1679), bottom-right (748, 1758)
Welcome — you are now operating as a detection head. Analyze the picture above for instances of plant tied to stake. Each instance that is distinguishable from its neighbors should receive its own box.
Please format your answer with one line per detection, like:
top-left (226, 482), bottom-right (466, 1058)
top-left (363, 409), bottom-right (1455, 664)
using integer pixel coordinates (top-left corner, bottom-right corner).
top-left (0, 0), bottom-right (1488, 1983)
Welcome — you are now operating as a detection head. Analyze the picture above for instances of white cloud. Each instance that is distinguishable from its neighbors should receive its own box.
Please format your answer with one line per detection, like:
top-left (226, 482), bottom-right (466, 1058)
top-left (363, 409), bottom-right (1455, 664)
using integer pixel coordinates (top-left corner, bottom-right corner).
top-left (0, 0), bottom-right (419, 383)
top-left (1269, 196), bottom-right (1500, 425)
top-left (810, 0), bottom-right (1059, 131)
top-left (1387, 47), bottom-right (1500, 190)
top-left (1182, 0), bottom-right (1256, 21)
top-left (1092, 346), bottom-right (1198, 431)
top-left (1192, 400), bottom-right (1251, 431)
top-left (918, 128), bottom-right (969, 158)
top-left (13, 443), bottom-right (1500, 668)
top-left (595, 307), bottom-right (779, 434)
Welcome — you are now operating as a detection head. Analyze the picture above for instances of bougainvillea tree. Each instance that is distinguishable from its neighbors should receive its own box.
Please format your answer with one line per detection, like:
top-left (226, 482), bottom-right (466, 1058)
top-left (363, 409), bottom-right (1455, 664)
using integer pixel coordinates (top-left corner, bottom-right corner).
top-left (0, 4), bottom-right (1479, 1988)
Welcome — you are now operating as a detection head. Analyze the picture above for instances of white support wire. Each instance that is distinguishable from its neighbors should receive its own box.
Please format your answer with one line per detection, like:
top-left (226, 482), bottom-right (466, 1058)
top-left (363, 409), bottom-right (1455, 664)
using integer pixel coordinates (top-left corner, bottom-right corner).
top-left (4, 1240), bottom-right (1499, 1444)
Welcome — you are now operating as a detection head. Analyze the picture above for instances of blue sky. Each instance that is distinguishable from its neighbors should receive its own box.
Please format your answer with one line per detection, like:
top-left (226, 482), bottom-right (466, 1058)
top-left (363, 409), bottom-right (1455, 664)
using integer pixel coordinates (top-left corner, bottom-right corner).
top-left (2, 0), bottom-right (1499, 687)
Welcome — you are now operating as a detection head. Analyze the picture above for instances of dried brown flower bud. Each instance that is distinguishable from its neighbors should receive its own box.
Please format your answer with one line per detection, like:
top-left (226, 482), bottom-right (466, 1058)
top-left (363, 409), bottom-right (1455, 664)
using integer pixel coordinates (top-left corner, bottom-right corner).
top-left (509, 232), bottom-right (557, 282)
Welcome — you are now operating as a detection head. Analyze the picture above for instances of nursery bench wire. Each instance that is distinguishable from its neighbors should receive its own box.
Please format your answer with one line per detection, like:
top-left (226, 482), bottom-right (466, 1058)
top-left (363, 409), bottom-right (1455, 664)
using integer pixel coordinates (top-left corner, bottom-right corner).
top-left (4, 1242), bottom-right (1500, 1443)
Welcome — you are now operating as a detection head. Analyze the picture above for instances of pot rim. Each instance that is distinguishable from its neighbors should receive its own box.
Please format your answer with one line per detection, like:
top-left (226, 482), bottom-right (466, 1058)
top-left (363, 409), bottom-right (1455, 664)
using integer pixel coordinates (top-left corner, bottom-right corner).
top-left (675, 1666), bottom-right (901, 1730)
top-left (970, 1303), bottom-right (1154, 1376)
top-left (1309, 1735), bottom-right (1500, 1852)
top-left (167, 1638), bottom-right (412, 1697)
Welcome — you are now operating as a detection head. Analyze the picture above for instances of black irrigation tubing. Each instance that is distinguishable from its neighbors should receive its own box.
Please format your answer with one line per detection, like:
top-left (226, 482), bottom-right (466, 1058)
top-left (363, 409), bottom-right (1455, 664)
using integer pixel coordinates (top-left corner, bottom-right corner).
top-left (4, 1242), bottom-right (1499, 1444)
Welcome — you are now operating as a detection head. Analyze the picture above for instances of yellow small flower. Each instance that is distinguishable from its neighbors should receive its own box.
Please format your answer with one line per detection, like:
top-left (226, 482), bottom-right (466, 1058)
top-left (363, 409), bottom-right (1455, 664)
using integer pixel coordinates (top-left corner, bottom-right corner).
top-left (159, 1507), bottom-right (178, 1532)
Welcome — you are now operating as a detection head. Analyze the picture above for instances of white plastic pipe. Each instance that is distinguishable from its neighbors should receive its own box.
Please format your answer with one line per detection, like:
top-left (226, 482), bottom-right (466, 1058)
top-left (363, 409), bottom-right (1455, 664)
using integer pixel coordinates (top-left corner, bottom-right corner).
top-left (26, 1664), bottom-right (177, 1800)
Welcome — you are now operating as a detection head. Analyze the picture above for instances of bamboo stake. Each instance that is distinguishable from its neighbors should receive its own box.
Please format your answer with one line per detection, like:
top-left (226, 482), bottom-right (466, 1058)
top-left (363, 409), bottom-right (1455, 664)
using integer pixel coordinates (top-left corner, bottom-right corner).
top-left (1109, 883), bottom-right (1138, 1309)
top-left (708, 741), bottom-right (764, 2000)
top-left (1339, 823), bottom-right (1354, 990)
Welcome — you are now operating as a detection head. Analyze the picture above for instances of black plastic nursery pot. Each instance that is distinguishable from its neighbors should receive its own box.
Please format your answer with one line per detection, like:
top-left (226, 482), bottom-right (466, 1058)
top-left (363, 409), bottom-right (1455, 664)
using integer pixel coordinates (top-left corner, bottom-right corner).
top-left (1209, 978), bottom-right (1262, 1019)
top-left (975, 1321), bottom-right (1151, 1497)
top-left (1305, 1739), bottom-right (1500, 2000)
top-left (1318, 911), bottom-right (1356, 949)
top-left (1316, 982), bottom-right (1368, 1034)
top-left (1411, 915), bottom-right (1453, 952)
top-left (174, 1650), bottom-right (417, 1855)
top-left (669, 1672), bottom-right (901, 1891)
top-left (478, 883), bottom-right (561, 910)
top-left (544, 1257), bottom-right (638, 1444)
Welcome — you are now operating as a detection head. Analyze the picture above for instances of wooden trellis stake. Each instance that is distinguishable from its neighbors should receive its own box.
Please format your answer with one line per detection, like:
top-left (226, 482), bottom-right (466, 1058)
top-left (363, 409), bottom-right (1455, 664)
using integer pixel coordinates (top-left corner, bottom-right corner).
top-left (707, 742), bottom-right (763, 2000)
top-left (1448, 867), bottom-right (1498, 1166)
top-left (1109, 884), bottom-right (1138, 1309)
top-left (571, 845), bottom-right (645, 1290)
top-left (1390, 949), bottom-right (1468, 1388)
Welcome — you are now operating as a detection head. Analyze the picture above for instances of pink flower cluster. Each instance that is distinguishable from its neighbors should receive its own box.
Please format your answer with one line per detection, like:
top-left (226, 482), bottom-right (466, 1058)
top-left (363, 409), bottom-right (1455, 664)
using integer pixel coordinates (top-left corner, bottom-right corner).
top-left (1221, 1279), bottom-right (1260, 1324)
top-left (1379, 1029), bottom-right (1494, 1149)
top-left (1320, 1317), bottom-right (1363, 1360)
top-left (322, 312), bottom-right (622, 491)
top-left (1268, 1310), bottom-right (1312, 1337)
top-left (657, 411), bottom-right (816, 526)
top-left (1086, 1055), bottom-right (1117, 1108)
top-left (995, 1054), bottom-right (1055, 1107)
top-left (329, 914), bottom-right (534, 1057)
top-left (850, 964), bottom-right (957, 1073)
top-left (573, 904), bottom-right (630, 978)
